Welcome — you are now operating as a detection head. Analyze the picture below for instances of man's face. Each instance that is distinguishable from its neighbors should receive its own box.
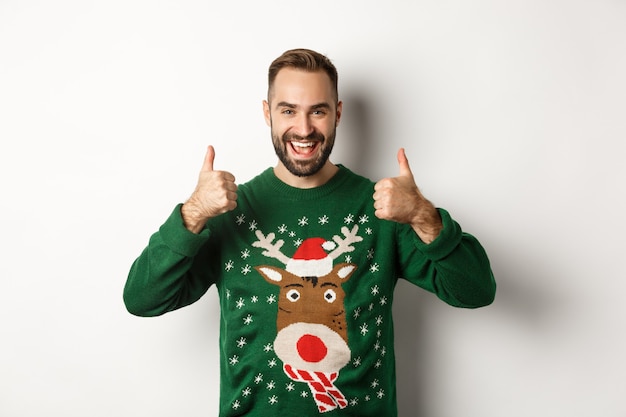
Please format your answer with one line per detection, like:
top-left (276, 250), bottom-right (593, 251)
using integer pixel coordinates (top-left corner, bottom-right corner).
top-left (264, 68), bottom-right (342, 177)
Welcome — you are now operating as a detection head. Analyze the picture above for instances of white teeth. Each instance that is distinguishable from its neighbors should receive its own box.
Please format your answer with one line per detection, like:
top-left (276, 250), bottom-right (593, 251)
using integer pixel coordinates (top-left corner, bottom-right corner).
top-left (291, 142), bottom-right (314, 148)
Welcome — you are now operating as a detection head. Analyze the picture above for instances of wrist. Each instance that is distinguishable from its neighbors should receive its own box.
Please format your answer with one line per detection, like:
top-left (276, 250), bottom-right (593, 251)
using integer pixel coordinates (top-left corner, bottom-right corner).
top-left (181, 201), bottom-right (208, 234)
top-left (411, 205), bottom-right (442, 244)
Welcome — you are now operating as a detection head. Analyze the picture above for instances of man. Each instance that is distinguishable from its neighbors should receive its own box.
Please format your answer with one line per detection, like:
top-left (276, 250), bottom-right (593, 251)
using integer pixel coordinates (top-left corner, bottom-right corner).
top-left (124, 48), bottom-right (495, 416)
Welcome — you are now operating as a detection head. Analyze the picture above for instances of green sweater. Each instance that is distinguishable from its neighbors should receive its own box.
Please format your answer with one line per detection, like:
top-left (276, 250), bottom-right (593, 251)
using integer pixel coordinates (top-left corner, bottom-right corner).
top-left (124, 165), bottom-right (495, 416)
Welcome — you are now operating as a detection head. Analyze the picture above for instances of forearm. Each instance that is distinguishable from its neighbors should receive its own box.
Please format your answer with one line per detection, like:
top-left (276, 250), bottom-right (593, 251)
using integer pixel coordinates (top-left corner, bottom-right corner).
top-left (124, 205), bottom-right (214, 316)
top-left (401, 209), bottom-right (496, 308)
top-left (430, 233), bottom-right (496, 308)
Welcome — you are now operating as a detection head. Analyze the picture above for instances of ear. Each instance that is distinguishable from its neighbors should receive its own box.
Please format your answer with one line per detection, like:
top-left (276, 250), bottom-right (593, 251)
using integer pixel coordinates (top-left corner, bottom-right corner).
top-left (255, 265), bottom-right (284, 284)
top-left (263, 100), bottom-right (271, 127)
top-left (332, 262), bottom-right (356, 282)
top-left (335, 100), bottom-right (343, 127)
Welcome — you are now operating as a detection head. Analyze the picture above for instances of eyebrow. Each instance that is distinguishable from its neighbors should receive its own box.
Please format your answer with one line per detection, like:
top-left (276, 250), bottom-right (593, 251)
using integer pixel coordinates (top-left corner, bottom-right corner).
top-left (275, 101), bottom-right (332, 111)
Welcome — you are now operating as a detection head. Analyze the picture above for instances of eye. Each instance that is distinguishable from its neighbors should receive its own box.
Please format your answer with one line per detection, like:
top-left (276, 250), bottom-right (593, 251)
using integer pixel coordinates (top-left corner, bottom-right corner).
top-left (282, 109), bottom-right (294, 115)
top-left (323, 289), bottom-right (337, 303)
top-left (286, 289), bottom-right (301, 302)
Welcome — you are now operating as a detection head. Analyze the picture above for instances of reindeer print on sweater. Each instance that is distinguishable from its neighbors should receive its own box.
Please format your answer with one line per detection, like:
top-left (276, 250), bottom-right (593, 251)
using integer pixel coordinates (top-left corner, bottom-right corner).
top-left (254, 228), bottom-right (361, 412)
top-left (220, 204), bottom-right (395, 415)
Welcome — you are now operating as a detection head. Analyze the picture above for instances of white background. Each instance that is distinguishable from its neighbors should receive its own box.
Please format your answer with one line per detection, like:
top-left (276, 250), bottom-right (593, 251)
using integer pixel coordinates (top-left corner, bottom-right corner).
top-left (1, 1), bottom-right (625, 416)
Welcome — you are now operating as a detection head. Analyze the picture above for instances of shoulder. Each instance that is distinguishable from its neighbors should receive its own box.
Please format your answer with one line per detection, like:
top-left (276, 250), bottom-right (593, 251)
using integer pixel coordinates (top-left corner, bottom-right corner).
top-left (336, 165), bottom-right (375, 188)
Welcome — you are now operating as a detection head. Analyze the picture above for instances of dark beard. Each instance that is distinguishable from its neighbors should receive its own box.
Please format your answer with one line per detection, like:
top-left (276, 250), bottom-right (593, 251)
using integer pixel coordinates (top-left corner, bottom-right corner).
top-left (272, 129), bottom-right (335, 177)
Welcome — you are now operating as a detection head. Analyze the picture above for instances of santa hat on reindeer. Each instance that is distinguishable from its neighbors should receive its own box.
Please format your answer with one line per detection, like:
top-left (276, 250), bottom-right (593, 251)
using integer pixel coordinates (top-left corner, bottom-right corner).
top-left (286, 238), bottom-right (337, 277)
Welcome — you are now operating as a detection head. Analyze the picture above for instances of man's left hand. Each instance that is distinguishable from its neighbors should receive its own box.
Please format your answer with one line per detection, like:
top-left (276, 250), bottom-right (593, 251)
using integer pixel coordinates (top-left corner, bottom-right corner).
top-left (373, 148), bottom-right (443, 244)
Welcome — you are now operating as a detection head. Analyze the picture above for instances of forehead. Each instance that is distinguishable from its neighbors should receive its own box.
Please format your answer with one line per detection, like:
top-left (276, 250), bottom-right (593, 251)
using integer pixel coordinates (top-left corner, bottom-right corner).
top-left (270, 68), bottom-right (335, 106)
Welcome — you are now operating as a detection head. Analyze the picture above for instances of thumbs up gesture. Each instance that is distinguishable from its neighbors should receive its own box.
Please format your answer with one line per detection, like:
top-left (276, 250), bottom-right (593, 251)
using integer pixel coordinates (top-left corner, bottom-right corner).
top-left (373, 148), bottom-right (442, 243)
top-left (181, 145), bottom-right (238, 233)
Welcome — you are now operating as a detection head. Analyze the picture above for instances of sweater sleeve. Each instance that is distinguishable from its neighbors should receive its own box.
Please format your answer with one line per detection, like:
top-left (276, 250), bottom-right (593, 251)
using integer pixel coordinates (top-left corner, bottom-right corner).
top-left (123, 204), bottom-right (218, 317)
top-left (397, 208), bottom-right (496, 308)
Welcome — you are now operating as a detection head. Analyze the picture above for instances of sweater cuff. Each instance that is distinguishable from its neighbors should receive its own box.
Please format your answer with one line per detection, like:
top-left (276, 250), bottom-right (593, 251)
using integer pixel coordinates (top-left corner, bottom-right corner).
top-left (413, 208), bottom-right (463, 260)
top-left (158, 204), bottom-right (211, 257)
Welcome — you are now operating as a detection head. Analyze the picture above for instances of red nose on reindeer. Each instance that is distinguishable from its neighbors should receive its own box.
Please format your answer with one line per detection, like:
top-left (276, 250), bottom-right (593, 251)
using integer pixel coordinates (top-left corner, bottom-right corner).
top-left (297, 334), bottom-right (328, 363)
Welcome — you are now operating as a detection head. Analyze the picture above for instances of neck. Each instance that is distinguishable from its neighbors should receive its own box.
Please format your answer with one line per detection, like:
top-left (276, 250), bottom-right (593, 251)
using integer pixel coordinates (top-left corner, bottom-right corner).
top-left (274, 161), bottom-right (339, 189)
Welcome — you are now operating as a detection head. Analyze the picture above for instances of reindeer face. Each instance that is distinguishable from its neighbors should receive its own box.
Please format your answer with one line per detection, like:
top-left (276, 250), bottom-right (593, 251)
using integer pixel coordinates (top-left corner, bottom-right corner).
top-left (255, 263), bottom-right (356, 373)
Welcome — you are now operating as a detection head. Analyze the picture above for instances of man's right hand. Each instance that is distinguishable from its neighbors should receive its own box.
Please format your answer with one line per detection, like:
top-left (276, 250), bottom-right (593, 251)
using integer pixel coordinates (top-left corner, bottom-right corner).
top-left (181, 145), bottom-right (238, 233)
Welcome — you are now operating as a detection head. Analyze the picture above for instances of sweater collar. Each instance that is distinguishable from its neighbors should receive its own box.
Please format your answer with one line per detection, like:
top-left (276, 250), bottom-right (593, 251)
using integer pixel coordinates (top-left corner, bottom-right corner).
top-left (261, 164), bottom-right (351, 201)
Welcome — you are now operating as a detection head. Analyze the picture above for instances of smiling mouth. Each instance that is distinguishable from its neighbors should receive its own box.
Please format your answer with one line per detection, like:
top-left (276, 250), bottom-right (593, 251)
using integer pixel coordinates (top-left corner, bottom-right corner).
top-left (289, 141), bottom-right (319, 157)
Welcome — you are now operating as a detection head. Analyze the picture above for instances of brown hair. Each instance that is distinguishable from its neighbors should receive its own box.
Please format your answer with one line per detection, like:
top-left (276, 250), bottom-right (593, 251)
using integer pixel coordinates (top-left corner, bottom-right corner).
top-left (267, 48), bottom-right (338, 102)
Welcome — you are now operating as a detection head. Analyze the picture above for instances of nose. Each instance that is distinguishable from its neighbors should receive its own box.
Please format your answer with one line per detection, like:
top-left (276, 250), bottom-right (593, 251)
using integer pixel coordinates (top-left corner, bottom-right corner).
top-left (294, 114), bottom-right (314, 138)
top-left (297, 334), bottom-right (328, 363)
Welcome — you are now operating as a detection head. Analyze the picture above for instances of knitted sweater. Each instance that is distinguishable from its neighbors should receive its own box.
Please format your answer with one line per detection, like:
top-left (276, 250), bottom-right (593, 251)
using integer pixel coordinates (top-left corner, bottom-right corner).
top-left (124, 165), bottom-right (496, 416)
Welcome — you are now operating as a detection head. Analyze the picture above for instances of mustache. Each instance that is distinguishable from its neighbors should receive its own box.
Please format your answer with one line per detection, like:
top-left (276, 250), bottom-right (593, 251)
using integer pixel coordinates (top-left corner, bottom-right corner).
top-left (283, 131), bottom-right (325, 142)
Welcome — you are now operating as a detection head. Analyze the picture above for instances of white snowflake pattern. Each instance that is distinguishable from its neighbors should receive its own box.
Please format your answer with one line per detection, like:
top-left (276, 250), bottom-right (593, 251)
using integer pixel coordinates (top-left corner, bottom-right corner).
top-left (377, 389), bottom-right (385, 399)
top-left (263, 343), bottom-right (273, 352)
top-left (367, 248), bottom-right (375, 260)
top-left (359, 214), bottom-right (369, 224)
top-left (379, 296), bottom-right (388, 306)
top-left (278, 224), bottom-right (288, 234)
top-left (242, 387), bottom-right (252, 397)
top-left (353, 356), bottom-right (362, 367)
top-left (243, 314), bottom-right (253, 325)
top-left (360, 323), bottom-right (369, 336)
top-left (374, 340), bottom-right (381, 351)
top-left (254, 373), bottom-right (264, 384)
top-left (376, 315), bottom-right (383, 326)
top-left (235, 214), bottom-right (246, 225)
top-left (344, 213), bottom-right (355, 224)
top-left (365, 227), bottom-right (373, 235)
top-left (226, 289), bottom-right (231, 299)
top-left (225, 260), bottom-right (234, 271)
top-left (365, 395), bottom-right (371, 402)
top-left (371, 379), bottom-right (380, 389)
top-left (350, 398), bottom-right (359, 406)
top-left (229, 355), bottom-right (239, 366)
top-left (345, 255), bottom-right (352, 263)
top-left (236, 337), bottom-right (247, 348)
top-left (266, 294), bottom-right (277, 304)
top-left (298, 216), bottom-right (309, 226)
top-left (268, 358), bottom-right (277, 368)
top-left (380, 347), bottom-right (387, 356)
top-left (286, 382), bottom-right (295, 392)
top-left (236, 297), bottom-right (245, 309)
top-left (268, 395), bottom-right (278, 405)
top-left (318, 215), bottom-right (329, 225)
top-left (288, 231), bottom-right (296, 238)
top-left (375, 359), bottom-right (382, 369)
top-left (232, 400), bottom-right (241, 410)
top-left (241, 249), bottom-right (250, 259)
top-left (251, 295), bottom-right (259, 303)
top-left (300, 391), bottom-right (309, 398)
top-left (368, 303), bottom-right (374, 311)
top-left (370, 263), bottom-right (380, 273)
top-left (248, 220), bottom-right (258, 231)
top-left (241, 265), bottom-right (252, 275)
top-left (371, 285), bottom-right (380, 296)
top-left (266, 380), bottom-right (276, 390)
top-left (377, 330), bottom-right (382, 338)
top-left (353, 307), bottom-right (361, 319)
top-left (293, 238), bottom-right (303, 247)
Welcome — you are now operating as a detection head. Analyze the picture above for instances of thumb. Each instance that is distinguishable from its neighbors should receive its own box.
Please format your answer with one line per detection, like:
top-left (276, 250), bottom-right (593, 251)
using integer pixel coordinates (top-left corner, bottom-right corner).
top-left (201, 145), bottom-right (215, 172)
top-left (397, 148), bottom-right (413, 178)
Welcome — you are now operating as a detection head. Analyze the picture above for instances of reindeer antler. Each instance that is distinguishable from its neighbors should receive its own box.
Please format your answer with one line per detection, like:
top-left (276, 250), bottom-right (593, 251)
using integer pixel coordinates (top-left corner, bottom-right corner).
top-left (252, 230), bottom-right (292, 265)
top-left (328, 225), bottom-right (363, 260)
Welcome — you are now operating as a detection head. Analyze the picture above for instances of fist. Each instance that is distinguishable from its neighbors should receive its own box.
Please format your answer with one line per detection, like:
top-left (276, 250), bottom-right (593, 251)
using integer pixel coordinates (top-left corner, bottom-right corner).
top-left (373, 148), bottom-right (442, 243)
top-left (182, 145), bottom-right (237, 232)
top-left (373, 148), bottom-right (422, 223)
